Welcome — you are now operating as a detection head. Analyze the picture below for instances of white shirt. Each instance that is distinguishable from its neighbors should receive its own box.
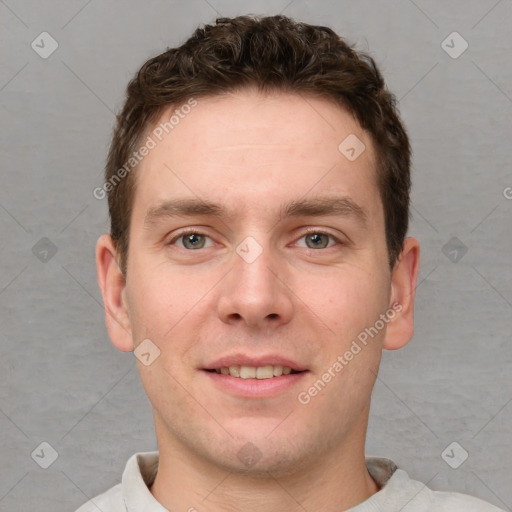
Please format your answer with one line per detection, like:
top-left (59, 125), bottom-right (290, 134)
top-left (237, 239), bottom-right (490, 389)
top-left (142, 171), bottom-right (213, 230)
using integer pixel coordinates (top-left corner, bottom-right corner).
top-left (75, 451), bottom-right (505, 511)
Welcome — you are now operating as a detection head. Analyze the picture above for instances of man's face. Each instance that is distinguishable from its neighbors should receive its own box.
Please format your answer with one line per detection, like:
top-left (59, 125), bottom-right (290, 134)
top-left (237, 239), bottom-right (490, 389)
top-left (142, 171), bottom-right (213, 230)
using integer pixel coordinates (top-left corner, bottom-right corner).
top-left (121, 90), bottom-right (395, 475)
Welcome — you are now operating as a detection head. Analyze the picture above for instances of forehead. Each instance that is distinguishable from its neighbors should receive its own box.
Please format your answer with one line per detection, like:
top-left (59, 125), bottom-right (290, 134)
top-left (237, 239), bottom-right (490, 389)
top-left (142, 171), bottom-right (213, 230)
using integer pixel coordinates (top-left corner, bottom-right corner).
top-left (132, 89), bottom-right (382, 228)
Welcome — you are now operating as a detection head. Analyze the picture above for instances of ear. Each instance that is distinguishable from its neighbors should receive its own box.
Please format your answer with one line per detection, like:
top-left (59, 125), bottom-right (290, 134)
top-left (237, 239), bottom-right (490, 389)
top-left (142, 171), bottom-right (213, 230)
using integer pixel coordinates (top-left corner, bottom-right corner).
top-left (382, 236), bottom-right (420, 350)
top-left (95, 234), bottom-right (134, 352)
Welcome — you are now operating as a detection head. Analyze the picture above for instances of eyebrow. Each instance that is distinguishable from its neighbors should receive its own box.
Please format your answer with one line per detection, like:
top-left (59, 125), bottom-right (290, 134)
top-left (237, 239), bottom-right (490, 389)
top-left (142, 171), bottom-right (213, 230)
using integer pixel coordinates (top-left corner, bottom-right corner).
top-left (144, 195), bottom-right (368, 228)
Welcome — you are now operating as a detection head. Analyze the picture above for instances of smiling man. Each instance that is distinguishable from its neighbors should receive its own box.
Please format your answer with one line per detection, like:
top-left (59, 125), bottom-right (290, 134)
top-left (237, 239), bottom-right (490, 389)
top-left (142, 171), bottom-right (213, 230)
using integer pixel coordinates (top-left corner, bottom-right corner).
top-left (78, 14), bottom-right (503, 512)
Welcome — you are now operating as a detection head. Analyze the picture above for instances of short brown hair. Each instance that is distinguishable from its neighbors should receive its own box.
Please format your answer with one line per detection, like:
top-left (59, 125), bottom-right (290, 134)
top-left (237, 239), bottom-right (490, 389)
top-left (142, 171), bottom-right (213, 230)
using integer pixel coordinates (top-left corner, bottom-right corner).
top-left (105, 14), bottom-right (411, 275)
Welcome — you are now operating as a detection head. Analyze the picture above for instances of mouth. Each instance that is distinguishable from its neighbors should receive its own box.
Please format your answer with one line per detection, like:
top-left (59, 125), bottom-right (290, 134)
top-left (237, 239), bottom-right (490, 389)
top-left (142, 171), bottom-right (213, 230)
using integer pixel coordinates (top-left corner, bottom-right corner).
top-left (202, 365), bottom-right (309, 398)
top-left (201, 354), bottom-right (309, 397)
top-left (203, 365), bottom-right (305, 379)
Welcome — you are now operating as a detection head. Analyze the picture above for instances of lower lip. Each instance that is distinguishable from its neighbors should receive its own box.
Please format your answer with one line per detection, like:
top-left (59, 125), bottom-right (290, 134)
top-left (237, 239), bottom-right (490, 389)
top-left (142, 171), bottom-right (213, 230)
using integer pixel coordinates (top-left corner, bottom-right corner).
top-left (202, 370), bottom-right (309, 398)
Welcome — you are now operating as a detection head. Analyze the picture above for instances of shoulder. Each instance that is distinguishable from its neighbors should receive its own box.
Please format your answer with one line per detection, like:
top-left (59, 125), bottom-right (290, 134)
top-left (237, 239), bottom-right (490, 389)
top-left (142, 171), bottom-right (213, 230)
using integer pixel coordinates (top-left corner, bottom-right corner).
top-left (74, 483), bottom-right (123, 512)
top-left (428, 489), bottom-right (505, 511)
top-left (364, 459), bottom-right (505, 512)
top-left (74, 450), bottom-right (160, 512)
top-left (387, 467), bottom-right (505, 512)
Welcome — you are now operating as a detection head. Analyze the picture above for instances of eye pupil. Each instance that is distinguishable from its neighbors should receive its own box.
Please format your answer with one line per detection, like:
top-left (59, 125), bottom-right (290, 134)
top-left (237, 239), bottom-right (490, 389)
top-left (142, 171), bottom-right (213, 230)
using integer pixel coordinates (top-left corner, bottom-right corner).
top-left (183, 233), bottom-right (205, 249)
top-left (306, 233), bottom-right (329, 249)
top-left (177, 232), bottom-right (333, 250)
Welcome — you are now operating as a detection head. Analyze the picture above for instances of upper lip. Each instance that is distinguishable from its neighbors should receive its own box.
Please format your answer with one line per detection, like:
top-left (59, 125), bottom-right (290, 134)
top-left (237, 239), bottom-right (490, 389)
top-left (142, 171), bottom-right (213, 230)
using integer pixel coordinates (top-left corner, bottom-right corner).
top-left (204, 353), bottom-right (308, 372)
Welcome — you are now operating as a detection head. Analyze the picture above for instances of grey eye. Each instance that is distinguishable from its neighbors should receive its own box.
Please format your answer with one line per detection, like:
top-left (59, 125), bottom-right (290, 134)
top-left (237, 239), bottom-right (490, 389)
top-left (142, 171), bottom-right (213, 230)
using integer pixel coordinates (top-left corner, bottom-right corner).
top-left (305, 233), bottom-right (331, 249)
top-left (182, 233), bottom-right (206, 249)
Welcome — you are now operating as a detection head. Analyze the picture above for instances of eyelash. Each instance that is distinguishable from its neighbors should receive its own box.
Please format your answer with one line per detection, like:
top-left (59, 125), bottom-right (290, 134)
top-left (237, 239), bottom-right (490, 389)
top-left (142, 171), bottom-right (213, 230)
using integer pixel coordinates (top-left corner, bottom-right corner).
top-left (167, 228), bottom-right (342, 250)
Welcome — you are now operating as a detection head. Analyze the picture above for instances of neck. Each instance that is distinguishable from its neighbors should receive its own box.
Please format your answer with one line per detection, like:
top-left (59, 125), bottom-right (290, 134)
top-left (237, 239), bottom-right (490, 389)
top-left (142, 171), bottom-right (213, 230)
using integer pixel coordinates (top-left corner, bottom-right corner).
top-left (149, 413), bottom-right (379, 511)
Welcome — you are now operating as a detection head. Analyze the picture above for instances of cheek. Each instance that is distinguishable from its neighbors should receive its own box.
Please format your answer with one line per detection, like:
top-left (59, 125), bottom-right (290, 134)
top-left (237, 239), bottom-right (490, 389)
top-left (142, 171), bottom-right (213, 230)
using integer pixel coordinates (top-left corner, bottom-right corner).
top-left (126, 266), bottom-right (213, 375)
top-left (127, 252), bottom-right (221, 326)
top-left (125, 269), bottom-right (179, 341)
top-left (306, 266), bottom-right (388, 338)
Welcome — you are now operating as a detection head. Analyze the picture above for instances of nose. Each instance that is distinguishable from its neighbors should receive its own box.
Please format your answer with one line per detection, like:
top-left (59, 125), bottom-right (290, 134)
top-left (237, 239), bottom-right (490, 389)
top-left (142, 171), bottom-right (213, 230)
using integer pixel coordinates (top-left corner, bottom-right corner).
top-left (216, 238), bottom-right (294, 330)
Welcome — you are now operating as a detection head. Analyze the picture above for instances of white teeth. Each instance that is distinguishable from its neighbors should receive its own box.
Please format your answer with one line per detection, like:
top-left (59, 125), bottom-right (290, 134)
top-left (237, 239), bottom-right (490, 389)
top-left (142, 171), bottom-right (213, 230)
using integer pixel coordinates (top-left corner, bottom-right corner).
top-left (273, 365), bottom-right (283, 377)
top-left (229, 365), bottom-right (240, 377)
top-left (240, 366), bottom-right (256, 378)
top-left (215, 365), bottom-right (295, 379)
top-left (256, 365), bottom-right (274, 379)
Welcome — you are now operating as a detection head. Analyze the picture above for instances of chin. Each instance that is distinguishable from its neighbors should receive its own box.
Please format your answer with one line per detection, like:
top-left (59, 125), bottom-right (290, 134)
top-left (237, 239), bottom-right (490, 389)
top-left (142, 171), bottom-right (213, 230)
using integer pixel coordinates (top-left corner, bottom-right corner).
top-left (200, 431), bottom-right (316, 479)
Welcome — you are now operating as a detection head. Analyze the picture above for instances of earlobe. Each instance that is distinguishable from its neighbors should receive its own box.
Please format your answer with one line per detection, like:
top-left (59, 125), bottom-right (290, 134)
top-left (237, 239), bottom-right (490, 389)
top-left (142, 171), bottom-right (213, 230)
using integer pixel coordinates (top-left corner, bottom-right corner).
top-left (95, 234), bottom-right (134, 352)
top-left (382, 237), bottom-right (421, 351)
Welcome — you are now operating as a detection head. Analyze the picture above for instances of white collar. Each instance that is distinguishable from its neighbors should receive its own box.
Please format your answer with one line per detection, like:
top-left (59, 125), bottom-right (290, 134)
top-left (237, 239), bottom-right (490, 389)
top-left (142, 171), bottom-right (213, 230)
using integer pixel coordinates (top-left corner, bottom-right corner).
top-left (121, 451), bottom-right (399, 511)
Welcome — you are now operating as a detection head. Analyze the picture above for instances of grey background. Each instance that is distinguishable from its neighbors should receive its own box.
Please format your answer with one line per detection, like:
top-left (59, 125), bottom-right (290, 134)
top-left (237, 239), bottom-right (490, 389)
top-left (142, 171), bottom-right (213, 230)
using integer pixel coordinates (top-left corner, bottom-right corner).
top-left (1, 1), bottom-right (511, 511)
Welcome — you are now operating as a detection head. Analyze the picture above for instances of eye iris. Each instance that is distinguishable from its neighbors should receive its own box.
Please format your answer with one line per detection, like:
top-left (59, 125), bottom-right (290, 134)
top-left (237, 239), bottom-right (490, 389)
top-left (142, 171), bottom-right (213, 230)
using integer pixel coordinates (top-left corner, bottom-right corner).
top-left (183, 233), bottom-right (205, 249)
top-left (180, 233), bottom-right (330, 249)
top-left (306, 233), bottom-right (328, 249)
